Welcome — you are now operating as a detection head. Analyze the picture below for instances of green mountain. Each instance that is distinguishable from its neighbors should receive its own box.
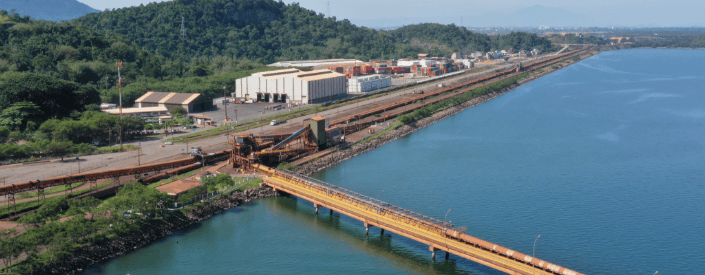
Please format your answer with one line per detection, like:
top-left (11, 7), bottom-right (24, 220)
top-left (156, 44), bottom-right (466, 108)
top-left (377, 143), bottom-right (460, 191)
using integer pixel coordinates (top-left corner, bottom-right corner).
top-left (74, 0), bottom-right (554, 63)
top-left (0, 10), bottom-right (158, 119)
top-left (0, 0), bottom-right (98, 21)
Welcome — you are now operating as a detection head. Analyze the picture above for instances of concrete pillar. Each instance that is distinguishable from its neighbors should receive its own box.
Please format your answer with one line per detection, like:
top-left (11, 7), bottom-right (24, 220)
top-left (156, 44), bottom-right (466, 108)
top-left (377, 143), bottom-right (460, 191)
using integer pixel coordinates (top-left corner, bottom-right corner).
top-left (429, 246), bottom-right (439, 260)
top-left (445, 251), bottom-right (450, 260)
top-left (329, 209), bottom-right (333, 215)
top-left (365, 226), bottom-right (369, 235)
top-left (380, 229), bottom-right (385, 235)
top-left (314, 203), bottom-right (319, 214)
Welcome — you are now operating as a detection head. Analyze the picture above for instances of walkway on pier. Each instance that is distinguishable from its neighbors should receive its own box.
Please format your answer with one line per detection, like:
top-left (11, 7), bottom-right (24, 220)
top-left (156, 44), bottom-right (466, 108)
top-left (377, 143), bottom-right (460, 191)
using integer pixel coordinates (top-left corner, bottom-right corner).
top-left (255, 165), bottom-right (583, 275)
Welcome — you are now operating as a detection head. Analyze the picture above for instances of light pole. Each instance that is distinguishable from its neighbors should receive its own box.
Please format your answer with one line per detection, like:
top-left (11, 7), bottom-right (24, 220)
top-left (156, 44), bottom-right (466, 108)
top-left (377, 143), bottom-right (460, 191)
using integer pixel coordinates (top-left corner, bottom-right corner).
top-left (533, 235), bottom-right (541, 258)
top-left (376, 190), bottom-right (385, 214)
top-left (444, 209), bottom-right (451, 226)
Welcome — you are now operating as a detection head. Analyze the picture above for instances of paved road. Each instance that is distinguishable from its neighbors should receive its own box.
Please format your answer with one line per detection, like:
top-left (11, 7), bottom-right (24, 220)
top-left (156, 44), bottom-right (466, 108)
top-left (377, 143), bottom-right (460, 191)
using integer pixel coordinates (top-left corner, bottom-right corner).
top-left (0, 57), bottom-right (531, 187)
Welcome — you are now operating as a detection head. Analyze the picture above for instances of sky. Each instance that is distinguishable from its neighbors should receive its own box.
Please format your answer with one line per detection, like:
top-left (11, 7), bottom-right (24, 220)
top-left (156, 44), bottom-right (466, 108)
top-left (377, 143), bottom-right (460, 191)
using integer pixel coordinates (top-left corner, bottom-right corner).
top-left (77, 0), bottom-right (705, 28)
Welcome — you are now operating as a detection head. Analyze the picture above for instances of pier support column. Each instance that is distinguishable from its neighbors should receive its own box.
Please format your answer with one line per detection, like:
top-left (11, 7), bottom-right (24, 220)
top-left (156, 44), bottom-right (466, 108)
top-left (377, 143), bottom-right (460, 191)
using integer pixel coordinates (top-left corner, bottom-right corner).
top-left (380, 229), bottom-right (385, 235)
top-left (430, 246), bottom-right (440, 260)
top-left (314, 203), bottom-right (319, 214)
top-left (364, 221), bottom-right (372, 235)
top-left (445, 251), bottom-right (450, 260)
top-left (330, 209), bottom-right (333, 215)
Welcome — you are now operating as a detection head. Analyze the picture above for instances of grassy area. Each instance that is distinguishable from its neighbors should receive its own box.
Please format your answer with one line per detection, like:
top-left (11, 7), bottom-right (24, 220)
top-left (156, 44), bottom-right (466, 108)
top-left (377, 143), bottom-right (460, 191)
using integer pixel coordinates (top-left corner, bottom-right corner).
top-left (398, 73), bottom-right (529, 125)
top-left (360, 120), bottom-right (404, 144)
top-left (235, 178), bottom-right (263, 192)
top-left (18, 182), bottom-right (86, 199)
top-left (94, 145), bottom-right (139, 154)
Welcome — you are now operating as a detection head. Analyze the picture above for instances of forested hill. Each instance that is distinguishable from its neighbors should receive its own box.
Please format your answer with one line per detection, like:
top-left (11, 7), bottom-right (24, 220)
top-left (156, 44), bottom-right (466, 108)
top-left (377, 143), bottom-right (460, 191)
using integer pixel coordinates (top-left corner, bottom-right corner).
top-left (390, 24), bottom-right (555, 53)
top-left (74, 0), bottom-right (554, 63)
top-left (0, 0), bottom-right (98, 21)
top-left (74, 0), bottom-right (408, 63)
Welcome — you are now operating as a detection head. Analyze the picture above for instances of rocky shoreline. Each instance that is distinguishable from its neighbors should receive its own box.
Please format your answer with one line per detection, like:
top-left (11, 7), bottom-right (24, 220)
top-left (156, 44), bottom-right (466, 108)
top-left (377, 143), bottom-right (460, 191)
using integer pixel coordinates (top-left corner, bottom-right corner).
top-left (28, 188), bottom-right (279, 275)
top-left (294, 52), bottom-right (592, 176)
top-left (295, 84), bottom-right (520, 176)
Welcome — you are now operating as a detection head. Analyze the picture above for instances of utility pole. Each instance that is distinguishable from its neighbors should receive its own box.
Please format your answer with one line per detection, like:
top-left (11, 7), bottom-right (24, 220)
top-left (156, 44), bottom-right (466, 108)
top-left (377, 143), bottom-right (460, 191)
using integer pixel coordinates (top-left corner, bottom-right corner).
top-left (137, 142), bottom-right (141, 166)
top-left (117, 61), bottom-right (123, 147)
top-left (223, 86), bottom-right (229, 122)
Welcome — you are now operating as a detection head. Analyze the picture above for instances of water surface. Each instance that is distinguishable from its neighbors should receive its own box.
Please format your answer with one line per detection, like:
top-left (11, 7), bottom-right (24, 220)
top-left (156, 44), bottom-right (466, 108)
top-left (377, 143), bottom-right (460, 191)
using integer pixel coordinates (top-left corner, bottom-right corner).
top-left (85, 49), bottom-right (705, 274)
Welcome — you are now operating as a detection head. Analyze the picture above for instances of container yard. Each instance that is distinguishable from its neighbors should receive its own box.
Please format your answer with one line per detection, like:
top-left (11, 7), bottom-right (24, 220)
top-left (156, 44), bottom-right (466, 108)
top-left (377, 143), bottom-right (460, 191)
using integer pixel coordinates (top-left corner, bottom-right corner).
top-left (347, 75), bottom-right (392, 93)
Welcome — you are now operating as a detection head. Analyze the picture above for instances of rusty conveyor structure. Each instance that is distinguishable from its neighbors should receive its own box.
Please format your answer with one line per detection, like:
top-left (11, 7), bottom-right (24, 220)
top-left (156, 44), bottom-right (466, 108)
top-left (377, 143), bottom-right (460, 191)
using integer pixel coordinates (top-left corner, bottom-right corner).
top-left (0, 150), bottom-right (231, 211)
top-left (255, 164), bottom-right (585, 275)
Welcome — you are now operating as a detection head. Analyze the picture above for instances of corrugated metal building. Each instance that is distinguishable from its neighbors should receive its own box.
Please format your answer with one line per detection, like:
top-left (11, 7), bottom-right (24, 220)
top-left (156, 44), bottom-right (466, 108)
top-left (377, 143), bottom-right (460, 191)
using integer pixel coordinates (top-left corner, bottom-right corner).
top-left (348, 75), bottom-right (392, 93)
top-left (134, 91), bottom-right (210, 113)
top-left (235, 69), bottom-right (347, 104)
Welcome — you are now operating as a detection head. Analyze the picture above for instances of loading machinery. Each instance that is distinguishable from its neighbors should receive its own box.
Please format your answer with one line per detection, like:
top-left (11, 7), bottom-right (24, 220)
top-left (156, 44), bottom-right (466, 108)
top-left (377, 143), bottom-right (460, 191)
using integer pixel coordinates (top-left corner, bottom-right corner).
top-left (230, 126), bottom-right (318, 168)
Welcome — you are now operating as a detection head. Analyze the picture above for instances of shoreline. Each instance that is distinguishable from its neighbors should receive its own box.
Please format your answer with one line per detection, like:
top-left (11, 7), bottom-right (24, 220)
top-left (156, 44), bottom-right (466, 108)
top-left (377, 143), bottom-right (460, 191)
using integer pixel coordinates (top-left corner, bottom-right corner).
top-left (23, 49), bottom-right (596, 275)
top-left (295, 50), bottom-right (597, 176)
top-left (27, 188), bottom-right (279, 275)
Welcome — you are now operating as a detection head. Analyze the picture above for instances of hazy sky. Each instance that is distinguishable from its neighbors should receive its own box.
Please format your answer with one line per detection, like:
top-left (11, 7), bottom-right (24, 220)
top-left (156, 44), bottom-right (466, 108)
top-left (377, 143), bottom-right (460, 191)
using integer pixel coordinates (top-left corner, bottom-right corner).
top-left (77, 0), bottom-right (704, 27)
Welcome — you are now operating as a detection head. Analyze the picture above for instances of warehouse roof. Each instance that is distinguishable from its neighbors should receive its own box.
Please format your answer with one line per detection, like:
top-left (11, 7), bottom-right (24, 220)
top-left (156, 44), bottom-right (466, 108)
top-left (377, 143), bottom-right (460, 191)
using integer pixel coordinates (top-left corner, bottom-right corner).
top-left (257, 68), bottom-right (301, 77)
top-left (297, 70), bottom-right (345, 81)
top-left (104, 106), bottom-right (168, 115)
top-left (135, 91), bottom-right (202, 105)
top-left (268, 59), bottom-right (364, 68)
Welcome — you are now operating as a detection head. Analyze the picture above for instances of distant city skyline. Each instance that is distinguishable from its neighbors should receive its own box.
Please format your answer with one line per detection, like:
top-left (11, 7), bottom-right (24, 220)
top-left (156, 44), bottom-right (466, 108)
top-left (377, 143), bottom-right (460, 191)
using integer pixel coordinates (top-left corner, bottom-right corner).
top-left (77, 0), bottom-right (704, 28)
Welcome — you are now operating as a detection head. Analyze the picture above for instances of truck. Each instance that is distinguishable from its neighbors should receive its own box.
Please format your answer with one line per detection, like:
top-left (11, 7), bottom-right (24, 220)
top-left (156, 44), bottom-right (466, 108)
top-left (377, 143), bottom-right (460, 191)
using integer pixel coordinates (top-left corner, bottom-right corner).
top-left (270, 120), bottom-right (287, 126)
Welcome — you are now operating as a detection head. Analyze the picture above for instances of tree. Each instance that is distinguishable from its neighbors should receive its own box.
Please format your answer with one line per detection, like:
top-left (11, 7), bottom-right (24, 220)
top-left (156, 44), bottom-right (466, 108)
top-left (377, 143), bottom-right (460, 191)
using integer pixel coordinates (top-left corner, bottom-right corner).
top-left (46, 142), bottom-right (73, 161)
top-left (202, 174), bottom-right (235, 192)
top-left (0, 102), bottom-right (42, 131)
top-left (0, 72), bottom-right (99, 121)
top-left (0, 126), bottom-right (10, 142)
top-left (170, 106), bottom-right (187, 118)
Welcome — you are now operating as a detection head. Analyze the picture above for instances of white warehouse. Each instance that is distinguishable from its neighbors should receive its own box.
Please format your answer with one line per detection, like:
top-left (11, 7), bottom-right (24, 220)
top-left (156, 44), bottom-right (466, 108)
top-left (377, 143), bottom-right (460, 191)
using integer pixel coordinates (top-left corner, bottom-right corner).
top-left (348, 75), bottom-right (392, 93)
top-left (235, 69), bottom-right (347, 104)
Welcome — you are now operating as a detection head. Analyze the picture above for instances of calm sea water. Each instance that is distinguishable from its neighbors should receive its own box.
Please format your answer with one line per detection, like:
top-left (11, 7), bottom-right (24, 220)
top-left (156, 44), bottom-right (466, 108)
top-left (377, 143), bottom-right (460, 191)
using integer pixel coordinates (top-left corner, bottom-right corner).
top-left (83, 49), bottom-right (705, 275)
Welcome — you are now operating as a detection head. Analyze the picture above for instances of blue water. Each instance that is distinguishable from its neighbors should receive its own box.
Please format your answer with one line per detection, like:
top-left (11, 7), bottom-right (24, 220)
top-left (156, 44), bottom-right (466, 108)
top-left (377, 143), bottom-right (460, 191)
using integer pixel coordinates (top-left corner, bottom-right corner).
top-left (84, 49), bottom-right (705, 275)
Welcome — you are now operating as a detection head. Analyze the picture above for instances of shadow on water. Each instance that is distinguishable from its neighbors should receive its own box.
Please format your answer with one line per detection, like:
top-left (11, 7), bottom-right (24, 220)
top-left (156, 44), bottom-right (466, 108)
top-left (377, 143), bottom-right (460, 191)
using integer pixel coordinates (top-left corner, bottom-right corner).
top-left (268, 195), bottom-right (495, 275)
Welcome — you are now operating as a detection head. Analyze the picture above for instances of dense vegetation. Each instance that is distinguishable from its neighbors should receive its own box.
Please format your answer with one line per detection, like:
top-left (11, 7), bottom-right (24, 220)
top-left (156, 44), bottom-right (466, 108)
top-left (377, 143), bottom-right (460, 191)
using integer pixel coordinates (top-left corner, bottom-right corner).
top-left (74, 0), bottom-right (555, 63)
top-left (0, 173), bottom-right (258, 273)
top-left (1, 182), bottom-right (171, 273)
top-left (390, 24), bottom-right (555, 54)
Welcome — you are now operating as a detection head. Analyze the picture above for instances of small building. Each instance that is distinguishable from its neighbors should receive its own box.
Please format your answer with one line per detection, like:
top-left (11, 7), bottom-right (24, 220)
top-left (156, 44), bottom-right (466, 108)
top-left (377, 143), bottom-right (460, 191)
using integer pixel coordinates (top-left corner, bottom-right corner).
top-left (104, 106), bottom-right (169, 118)
top-left (418, 53), bottom-right (430, 59)
top-left (134, 91), bottom-right (211, 113)
top-left (306, 116), bottom-right (327, 147)
top-left (189, 114), bottom-right (213, 126)
top-left (451, 52), bottom-right (463, 59)
top-left (348, 75), bottom-right (392, 93)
